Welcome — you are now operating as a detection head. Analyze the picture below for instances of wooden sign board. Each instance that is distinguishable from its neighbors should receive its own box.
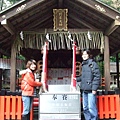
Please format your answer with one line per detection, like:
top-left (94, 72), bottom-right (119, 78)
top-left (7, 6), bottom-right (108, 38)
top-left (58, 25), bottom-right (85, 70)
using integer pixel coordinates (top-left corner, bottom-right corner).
top-left (53, 9), bottom-right (68, 31)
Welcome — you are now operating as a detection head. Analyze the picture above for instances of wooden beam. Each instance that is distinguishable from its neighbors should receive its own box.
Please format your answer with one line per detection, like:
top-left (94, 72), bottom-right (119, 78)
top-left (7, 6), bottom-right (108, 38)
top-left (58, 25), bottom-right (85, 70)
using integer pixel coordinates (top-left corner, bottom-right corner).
top-left (110, 35), bottom-right (120, 44)
top-left (69, 18), bottom-right (88, 28)
top-left (0, 36), bottom-right (10, 44)
top-left (0, 48), bottom-right (10, 56)
top-left (116, 53), bottom-right (120, 88)
top-left (12, 0), bottom-right (55, 26)
top-left (23, 29), bottom-right (101, 33)
top-left (64, 3), bottom-right (99, 29)
top-left (16, 3), bottom-right (56, 30)
top-left (0, 69), bottom-right (2, 90)
top-left (0, 0), bottom-right (44, 22)
top-left (31, 17), bottom-right (53, 29)
top-left (111, 47), bottom-right (120, 56)
top-left (105, 20), bottom-right (120, 36)
top-left (65, 0), bottom-right (107, 23)
top-left (1, 19), bottom-right (15, 35)
top-left (34, 19), bottom-right (53, 29)
top-left (10, 38), bottom-right (16, 92)
top-left (77, 0), bottom-right (120, 22)
top-left (58, 0), bottom-right (63, 8)
top-left (23, 13), bottom-right (52, 30)
top-left (104, 36), bottom-right (111, 91)
top-left (70, 12), bottom-right (97, 29)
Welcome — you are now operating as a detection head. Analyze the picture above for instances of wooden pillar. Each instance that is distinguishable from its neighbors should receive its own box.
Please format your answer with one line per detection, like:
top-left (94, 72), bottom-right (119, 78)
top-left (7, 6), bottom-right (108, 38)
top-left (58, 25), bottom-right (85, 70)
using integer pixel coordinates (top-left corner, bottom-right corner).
top-left (0, 69), bottom-right (2, 90)
top-left (104, 36), bottom-right (111, 91)
top-left (10, 40), bottom-right (16, 92)
top-left (116, 53), bottom-right (119, 88)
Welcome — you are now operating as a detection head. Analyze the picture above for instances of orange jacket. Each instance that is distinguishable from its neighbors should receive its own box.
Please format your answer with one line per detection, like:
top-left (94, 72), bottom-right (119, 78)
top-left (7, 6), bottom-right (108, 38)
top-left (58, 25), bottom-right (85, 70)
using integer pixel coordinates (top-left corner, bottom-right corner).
top-left (21, 71), bottom-right (42, 96)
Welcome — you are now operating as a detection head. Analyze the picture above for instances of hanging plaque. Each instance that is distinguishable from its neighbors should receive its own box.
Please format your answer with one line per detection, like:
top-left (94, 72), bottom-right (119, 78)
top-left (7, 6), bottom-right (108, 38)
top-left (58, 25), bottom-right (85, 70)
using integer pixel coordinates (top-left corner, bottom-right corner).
top-left (53, 9), bottom-right (68, 31)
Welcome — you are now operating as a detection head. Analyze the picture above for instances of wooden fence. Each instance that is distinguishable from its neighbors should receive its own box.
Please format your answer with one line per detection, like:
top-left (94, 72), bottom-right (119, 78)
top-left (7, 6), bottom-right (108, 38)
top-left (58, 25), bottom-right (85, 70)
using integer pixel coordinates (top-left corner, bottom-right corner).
top-left (0, 95), bottom-right (120, 120)
top-left (0, 95), bottom-right (32, 120)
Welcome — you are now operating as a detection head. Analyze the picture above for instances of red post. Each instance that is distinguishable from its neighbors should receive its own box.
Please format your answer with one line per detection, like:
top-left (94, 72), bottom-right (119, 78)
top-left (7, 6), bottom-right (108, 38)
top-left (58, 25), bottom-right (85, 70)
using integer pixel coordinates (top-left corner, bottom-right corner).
top-left (43, 42), bottom-right (48, 73)
top-left (0, 96), bottom-right (5, 120)
top-left (72, 42), bottom-right (76, 88)
top-left (41, 42), bottom-right (48, 91)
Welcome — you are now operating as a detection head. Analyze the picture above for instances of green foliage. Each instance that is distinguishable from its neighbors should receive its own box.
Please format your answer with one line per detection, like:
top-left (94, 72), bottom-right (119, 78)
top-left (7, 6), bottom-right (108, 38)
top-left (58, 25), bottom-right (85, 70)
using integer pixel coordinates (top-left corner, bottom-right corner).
top-left (97, 61), bottom-right (104, 77)
top-left (96, 53), bottom-right (120, 77)
top-left (6, 0), bottom-right (20, 3)
top-left (2, 54), bottom-right (25, 60)
top-left (3, 55), bottom-right (8, 59)
top-left (99, 0), bottom-right (120, 11)
top-left (110, 56), bottom-right (116, 62)
top-left (17, 54), bottom-right (25, 60)
top-left (1, 0), bottom-right (21, 11)
top-left (1, 0), bottom-right (120, 12)
top-left (110, 53), bottom-right (120, 62)
top-left (2, 83), bottom-right (10, 89)
top-left (99, 0), bottom-right (113, 5)
top-left (2, 55), bottom-right (10, 59)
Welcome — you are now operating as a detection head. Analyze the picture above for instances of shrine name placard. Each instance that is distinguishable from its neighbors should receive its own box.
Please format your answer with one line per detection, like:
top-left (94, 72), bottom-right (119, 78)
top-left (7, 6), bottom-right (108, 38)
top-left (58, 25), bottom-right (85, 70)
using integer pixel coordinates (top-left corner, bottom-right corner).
top-left (53, 9), bottom-right (68, 31)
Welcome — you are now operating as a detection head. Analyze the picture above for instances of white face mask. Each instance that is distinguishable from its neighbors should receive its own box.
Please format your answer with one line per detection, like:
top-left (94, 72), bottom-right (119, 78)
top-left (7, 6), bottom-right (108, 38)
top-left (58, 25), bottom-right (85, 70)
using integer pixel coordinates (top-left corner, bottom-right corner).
top-left (82, 51), bottom-right (89, 60)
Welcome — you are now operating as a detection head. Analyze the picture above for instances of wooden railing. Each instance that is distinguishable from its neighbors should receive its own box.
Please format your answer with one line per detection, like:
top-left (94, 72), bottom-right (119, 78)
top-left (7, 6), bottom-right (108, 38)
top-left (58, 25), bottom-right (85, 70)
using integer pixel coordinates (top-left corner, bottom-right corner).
top-left (0, 95), bottom-right (33, 120)
top-left (0, 93), bottom-right (120, 120)
top-left (97, 95), bottom-right (120, 119)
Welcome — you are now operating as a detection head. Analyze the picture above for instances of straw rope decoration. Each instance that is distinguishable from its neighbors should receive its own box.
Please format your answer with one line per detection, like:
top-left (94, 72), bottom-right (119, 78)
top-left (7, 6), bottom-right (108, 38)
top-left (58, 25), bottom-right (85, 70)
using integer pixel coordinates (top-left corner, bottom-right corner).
top-left (58, 33), bottom-right (61, 49)
top-left (61, 33), bottom-right (65, 49)
top-left (65, 34), bottom-right (69, 49)
top-left (85, 33), bottom-right (89, 49)
top-left (20, 31), bottom-right (104, 53)
top-left (79, 33), bottom-right (82, 49)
